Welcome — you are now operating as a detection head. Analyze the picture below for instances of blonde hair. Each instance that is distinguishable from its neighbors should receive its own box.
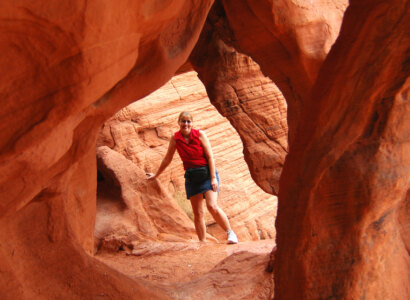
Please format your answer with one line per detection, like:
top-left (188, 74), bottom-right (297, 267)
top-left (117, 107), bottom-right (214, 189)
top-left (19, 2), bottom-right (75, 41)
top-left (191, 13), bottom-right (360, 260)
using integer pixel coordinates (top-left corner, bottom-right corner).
top-left (178, 111), bottom-right (193, 122)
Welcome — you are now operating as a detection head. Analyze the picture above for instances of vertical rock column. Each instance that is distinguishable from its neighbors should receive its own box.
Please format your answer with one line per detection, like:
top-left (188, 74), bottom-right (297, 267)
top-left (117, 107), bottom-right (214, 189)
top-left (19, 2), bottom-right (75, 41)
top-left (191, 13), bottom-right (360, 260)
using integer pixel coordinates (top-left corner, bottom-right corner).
top-left (221, 0), bottom-right (348, 143)
top-left (275, 1), bottom-right (410, 299)
top-left (0, 1), bottom-right (213, 298)
top-left (190, 2), bottom-right (288, 195)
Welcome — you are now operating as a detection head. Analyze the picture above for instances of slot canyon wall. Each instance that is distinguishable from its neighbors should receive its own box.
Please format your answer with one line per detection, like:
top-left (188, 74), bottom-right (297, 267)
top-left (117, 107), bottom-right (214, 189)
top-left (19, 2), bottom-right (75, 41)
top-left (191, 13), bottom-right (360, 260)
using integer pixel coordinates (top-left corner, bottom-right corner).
top-left (0, 1), bottom-right (409, 300)
top-left (191, 1), bottom-right (409, 299)
top-left (0, 1), bottom-right (214, 299)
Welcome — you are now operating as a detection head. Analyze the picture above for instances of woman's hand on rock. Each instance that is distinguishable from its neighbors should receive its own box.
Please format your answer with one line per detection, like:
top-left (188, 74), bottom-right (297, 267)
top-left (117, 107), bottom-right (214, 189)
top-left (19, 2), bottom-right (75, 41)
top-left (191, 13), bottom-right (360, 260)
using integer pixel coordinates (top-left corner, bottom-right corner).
top-left (146, 173), bottom-right (156, 180)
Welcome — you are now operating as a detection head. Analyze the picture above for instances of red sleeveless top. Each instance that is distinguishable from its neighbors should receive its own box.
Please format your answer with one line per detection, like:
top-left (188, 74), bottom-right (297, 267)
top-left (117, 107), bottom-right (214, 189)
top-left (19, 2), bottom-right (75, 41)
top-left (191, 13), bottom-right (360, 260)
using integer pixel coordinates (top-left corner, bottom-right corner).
top-left (174, 129), bottom-right (208, 170)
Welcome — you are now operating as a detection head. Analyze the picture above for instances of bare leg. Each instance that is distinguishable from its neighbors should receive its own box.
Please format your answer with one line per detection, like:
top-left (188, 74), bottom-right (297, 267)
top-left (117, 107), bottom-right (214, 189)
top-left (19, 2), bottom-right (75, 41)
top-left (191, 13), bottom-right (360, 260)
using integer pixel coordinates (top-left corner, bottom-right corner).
top-left (204, 190), bottom-right (232, 232)
top-left (190, 194), bottom-right (206, 241)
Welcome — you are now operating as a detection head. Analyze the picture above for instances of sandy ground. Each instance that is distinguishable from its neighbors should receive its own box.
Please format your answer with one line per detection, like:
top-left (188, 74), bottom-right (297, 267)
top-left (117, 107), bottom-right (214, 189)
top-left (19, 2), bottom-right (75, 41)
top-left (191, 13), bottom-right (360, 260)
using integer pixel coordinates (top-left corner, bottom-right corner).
top-left (96, 239), bottom-right (275, 299)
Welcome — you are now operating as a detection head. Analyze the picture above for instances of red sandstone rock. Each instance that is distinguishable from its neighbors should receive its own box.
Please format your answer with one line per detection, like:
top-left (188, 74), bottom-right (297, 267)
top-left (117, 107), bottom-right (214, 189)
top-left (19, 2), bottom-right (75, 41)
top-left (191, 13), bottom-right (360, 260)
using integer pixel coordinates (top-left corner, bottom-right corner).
top-left (96, 145), bottom-right (199, 250)
top-left (0, 1), bottom-right (213, 299)
top-left (190, 2), bottom-right (288, 194)
top-left (97, 240), bottom-right (275, 299)
top-left (0, 0), bottom-right (408, 299)
top-left (221, 0), bottom-right (348, 141)
top-left (274, 1), bottom-right (410, 299)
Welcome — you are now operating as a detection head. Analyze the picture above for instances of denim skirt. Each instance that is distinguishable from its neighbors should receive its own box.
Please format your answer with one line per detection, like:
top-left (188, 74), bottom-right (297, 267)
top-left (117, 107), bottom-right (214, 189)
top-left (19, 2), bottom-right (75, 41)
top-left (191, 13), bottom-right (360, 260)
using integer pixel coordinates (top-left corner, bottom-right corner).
top-left (185, 168), bottom-right (219, 199)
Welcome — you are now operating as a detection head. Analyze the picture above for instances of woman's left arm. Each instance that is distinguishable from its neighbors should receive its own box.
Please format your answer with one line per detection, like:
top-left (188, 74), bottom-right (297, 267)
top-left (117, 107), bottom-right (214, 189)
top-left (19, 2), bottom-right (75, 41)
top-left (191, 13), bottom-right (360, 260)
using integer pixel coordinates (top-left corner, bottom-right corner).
top-left (199, 130), bottom-right (218, 192)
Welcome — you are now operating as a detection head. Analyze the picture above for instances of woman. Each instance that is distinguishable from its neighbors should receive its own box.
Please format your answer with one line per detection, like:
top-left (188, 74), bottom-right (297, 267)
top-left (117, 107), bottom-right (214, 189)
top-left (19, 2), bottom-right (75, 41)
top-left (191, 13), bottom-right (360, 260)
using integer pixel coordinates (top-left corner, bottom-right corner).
top-left (146, 111), bottom-right (238, 244)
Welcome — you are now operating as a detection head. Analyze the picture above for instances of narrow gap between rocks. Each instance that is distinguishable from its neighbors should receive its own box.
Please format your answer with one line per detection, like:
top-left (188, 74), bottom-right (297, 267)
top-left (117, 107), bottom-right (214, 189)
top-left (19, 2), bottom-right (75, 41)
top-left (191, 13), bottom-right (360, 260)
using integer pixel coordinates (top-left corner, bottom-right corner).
top-left (93, 69), bottom-right (277, 299)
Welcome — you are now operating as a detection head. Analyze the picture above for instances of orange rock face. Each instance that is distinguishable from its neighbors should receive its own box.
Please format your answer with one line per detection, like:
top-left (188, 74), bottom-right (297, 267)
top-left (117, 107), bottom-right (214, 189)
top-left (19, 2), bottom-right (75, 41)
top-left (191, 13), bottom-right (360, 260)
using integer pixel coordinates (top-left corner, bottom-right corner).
top-left (97, 70), bottom-right (277, 242)
top-left (190, 2), bottom-right (289, 195)
top-left (0, 1), bottom-right (213, 299)
top-left (221, 0), bottom-right (348, 141)
top-left (273, 2), bottom-right (410, 300)
top-left (96, 145), bottom-right (199, 248)
top-left (0, 0), bottom-right (409, 299)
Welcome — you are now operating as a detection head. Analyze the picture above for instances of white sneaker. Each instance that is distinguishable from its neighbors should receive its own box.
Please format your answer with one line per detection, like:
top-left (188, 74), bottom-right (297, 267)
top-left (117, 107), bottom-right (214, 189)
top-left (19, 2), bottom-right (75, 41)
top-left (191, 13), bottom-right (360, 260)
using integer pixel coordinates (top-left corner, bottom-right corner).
top-left (227, 230), bottom-right (238, 244)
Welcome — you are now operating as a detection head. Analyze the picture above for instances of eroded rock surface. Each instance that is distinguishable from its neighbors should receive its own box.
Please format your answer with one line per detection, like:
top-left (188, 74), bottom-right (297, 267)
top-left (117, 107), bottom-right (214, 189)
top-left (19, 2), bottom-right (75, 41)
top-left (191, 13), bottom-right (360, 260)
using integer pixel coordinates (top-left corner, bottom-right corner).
top-left (190, 2), bottom-right (289, 194)
top-left (0, 1), bottom-right (213, 299)
top-left (220, 0), bottom-right (348, 141)
top-left (274, 2), bottom-right (410, 299)
top-left (0, 0), bottom-right (409, 299)
top-left (97, 240), bottom-right (275, 300)
top-left (96, 145), bottom-right (199, 250)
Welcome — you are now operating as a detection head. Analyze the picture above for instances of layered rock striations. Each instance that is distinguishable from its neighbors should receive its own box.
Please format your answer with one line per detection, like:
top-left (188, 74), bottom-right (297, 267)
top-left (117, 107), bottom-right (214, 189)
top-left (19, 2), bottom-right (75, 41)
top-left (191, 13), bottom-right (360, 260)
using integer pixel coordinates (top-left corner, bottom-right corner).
top-left (201, 1), bottom-right (409, 298)
top-left (0, 0), bottom-right (409, 299)
top-left (221, 0), bottom-right (348, 142)
top-left (97, 70), bottom-right (277, 242)
top-left (190, 2), bottom-right (288, 195)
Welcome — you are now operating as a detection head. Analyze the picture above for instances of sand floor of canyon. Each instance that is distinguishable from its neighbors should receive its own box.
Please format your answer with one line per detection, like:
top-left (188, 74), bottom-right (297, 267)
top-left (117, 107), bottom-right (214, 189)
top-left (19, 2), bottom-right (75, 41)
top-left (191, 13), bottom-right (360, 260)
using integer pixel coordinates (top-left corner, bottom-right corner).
top-left (96, 239), bottom-right (275, 299)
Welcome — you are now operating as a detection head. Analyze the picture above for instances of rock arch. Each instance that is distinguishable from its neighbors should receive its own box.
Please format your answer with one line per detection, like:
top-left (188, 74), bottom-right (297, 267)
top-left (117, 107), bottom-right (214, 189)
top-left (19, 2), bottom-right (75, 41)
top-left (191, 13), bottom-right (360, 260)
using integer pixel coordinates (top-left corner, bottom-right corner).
top-left (0, 0), bottom-right (408, 299)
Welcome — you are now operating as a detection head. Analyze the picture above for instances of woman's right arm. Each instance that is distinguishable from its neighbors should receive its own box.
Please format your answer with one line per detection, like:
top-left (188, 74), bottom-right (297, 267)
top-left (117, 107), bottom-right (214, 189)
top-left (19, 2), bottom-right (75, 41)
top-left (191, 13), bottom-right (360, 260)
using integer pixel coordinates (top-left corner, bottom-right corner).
top-left (146, 135), bottom-right (176, 180)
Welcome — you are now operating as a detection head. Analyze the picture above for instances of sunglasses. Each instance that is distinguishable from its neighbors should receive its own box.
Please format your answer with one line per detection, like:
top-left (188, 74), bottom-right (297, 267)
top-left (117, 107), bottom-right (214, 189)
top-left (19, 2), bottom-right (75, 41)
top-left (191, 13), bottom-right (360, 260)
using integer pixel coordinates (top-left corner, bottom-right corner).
top-left (180, 120), bottom-right (192, 124)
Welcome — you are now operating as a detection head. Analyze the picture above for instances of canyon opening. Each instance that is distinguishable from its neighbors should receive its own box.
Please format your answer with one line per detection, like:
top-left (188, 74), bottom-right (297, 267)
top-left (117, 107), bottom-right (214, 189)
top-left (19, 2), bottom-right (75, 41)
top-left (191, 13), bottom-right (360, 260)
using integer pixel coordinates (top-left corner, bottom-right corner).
top-left (0, 0), bottom-right (408, 299)
top-left (93, 69), bottom-right (279, 299)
